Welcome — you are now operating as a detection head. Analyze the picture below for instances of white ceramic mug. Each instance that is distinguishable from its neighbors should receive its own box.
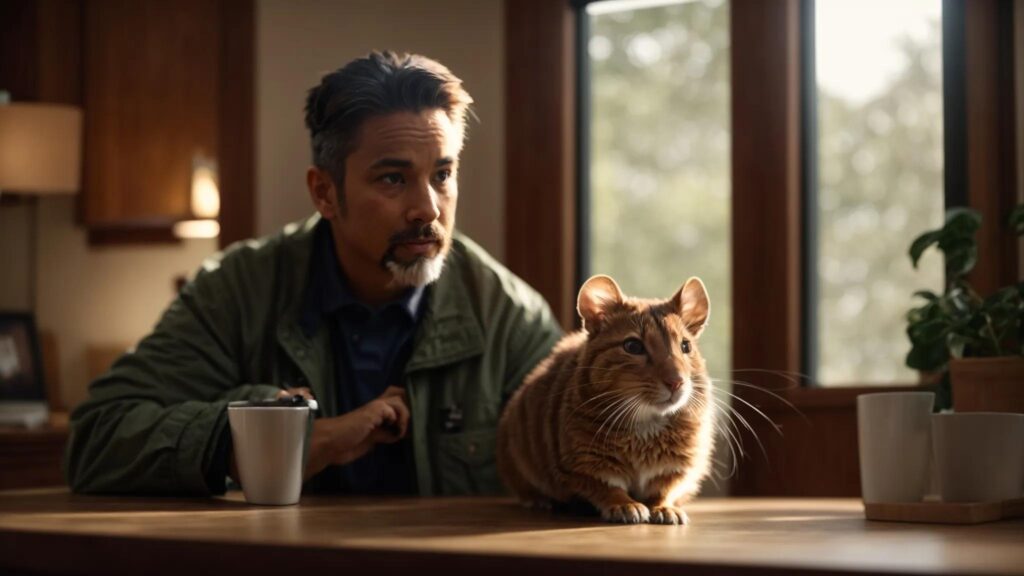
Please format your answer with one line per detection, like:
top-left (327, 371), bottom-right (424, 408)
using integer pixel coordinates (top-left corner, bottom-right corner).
top-left (227, 401), bottom-right (310, 505)
top-left (931, 412), bottom-right (1024, 502)
top-left (857, 392), bottom-right (934, 503)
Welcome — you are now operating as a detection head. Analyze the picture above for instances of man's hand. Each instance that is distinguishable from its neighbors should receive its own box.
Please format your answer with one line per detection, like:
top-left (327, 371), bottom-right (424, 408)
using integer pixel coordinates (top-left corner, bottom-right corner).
top-left (228, 387), bottom-right (408, 485)
top-left (228, 387), bottom-right (320, 485)
top-left (276, 387), bottom-right (314, 401)
top-left (303, 386), bottom-right (410, 480)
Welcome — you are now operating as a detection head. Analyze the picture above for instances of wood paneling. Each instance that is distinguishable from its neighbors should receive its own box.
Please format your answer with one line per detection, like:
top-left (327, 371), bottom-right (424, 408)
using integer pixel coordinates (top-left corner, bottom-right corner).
top-left (727, 384), bottom-right (922, 497)
top-left (730, 0), bottom-right (803, 383)
top-left (966, 0), bottom-right (1019, 295)
top-left (217, 0), bottom-right (256, 248)
top-left (35, 0), bottom-right (81, 105)
top-left (729, 0), bottom-right (807, 495)
top-left (505, 0), bottom-right (577, 329)
top-left (0, 424), bottom-right (68, 490)
top-left (38, 330), bottom-right (64, 412)
top-left (0, 1), bottom-right (40, 102)
top-left (82, 0), bottom-right (220, 229)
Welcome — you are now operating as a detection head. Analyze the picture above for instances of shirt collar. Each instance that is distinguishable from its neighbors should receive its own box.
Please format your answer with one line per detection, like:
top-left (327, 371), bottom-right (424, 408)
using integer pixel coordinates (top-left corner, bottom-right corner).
top-left (300, 220), bottom-right (426, 337)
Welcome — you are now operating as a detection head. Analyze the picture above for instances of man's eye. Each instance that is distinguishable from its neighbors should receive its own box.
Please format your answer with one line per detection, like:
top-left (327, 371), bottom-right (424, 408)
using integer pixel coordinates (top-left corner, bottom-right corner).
top-left (435, 169), bottom-right (452, 183)
top-left (379, 173), bottom-right (404, 185)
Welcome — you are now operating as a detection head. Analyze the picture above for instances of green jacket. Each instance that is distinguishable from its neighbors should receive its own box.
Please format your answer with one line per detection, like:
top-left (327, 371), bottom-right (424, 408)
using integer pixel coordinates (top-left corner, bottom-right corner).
top-left (65, 215), bottom-right (563, 496)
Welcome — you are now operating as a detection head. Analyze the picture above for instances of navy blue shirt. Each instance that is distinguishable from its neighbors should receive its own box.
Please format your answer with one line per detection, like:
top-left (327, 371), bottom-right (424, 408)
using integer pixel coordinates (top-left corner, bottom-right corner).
top-left (300, 221), bottom-right (424, 494)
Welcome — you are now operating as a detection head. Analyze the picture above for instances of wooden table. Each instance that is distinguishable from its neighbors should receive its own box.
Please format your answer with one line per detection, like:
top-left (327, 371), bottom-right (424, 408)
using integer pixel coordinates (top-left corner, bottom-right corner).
top-left (1, 489), bottom-right (1022, 576)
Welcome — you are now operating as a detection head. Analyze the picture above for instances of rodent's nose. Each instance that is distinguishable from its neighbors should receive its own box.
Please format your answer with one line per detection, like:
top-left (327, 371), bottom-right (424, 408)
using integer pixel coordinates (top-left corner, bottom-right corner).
top-left (664, 378), bottom-right (684, 392)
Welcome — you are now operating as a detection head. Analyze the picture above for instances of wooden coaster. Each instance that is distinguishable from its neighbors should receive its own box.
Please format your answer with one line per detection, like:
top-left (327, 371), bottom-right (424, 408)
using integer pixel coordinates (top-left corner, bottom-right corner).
top-left (864, 498), bottom-right (1024, 524)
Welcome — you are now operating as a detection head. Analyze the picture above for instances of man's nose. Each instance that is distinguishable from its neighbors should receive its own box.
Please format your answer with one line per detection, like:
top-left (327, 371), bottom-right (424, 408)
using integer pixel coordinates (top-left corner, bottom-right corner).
top-left (407, 180), bottom-right (441, 224)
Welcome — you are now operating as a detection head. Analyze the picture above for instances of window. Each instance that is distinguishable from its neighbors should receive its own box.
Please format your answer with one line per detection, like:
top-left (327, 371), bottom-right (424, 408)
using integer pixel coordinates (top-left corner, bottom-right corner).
top-left (809, 0), bottom-right (944, 385)
top-left (581, 0), bottom-right (731, 379)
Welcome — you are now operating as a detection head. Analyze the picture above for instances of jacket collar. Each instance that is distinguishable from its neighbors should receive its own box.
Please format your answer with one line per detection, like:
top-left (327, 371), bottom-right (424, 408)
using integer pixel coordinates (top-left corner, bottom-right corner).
top-left (299, 220), bottom-right (425, 338)
top-left (277, 214), bottom-right (483, 380)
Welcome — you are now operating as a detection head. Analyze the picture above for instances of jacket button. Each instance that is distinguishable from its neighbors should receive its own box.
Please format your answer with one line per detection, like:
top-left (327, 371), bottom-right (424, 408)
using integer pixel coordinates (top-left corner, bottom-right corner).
top-left (297, 349), bottom-right (307, 359)
top-left (467, 442), bottom-right (477, 455)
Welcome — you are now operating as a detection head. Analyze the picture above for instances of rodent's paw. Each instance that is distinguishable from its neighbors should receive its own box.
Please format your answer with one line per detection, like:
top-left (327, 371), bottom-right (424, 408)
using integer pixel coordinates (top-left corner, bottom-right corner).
top-left (649, 505), bottom-right (689, 525)
top-left (601, 502), bottom-right (650, 524)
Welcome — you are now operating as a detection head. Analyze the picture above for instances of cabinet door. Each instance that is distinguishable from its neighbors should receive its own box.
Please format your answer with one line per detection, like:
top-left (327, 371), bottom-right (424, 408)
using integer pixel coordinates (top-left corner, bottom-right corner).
top-left (83, 0), bottom-right (218, 229)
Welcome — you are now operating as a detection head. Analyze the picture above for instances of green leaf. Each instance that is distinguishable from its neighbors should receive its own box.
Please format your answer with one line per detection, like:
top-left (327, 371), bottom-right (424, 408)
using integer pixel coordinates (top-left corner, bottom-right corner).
top-left (909, 231), bottom-right (942, 268)
top-left (906, 341), bottom-right (949, 371)
top-left (912, 290), bottom-right (939, 302)
top-left (946, 333), bottom-right (967, 359)
top-left (941, 238), bottom-right (978, 278)
top-left (1009, 204), bottom-right (1024, 236)
top-left (943, 207), bottom-right (982, 232)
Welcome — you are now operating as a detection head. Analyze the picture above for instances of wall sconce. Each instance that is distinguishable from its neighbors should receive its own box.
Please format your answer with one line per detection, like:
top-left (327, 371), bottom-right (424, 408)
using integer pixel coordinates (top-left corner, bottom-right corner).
top-left (173, 153), bottom-right (221, 239)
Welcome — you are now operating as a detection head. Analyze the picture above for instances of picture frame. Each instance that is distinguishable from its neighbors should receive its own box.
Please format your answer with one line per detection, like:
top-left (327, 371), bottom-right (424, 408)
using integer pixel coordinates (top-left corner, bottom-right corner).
top-left (0, 311), bottom-right (48, 427)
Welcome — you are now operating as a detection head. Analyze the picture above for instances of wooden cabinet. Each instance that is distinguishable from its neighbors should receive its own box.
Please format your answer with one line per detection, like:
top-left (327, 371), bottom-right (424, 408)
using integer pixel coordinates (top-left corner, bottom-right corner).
top-left (0, 418), bottom-right (69, 490)
top-left (2, 0), bottom-right (254, 245)
top-left (82, 0), bottom-right (219, 231)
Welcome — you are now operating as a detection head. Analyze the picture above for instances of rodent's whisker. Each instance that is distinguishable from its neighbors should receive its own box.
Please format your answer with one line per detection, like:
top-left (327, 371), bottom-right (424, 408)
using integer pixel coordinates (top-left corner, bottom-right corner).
top-left (709, 394), bottom-right (771, 464)
top-left (707, 377), bottom-right (808, 424)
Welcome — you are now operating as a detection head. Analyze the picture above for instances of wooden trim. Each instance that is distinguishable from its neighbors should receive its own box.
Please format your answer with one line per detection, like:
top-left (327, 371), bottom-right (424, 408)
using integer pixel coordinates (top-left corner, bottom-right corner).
top-left (88, 227), bottom-right (181, 246)
top-left (729, 0), bottom-right (802, 493)
top-left (38, 330), bottom-right (64, 412)
top-left (217, 0), bottom-right (256, 249)
top-left (1018, 0), bottom-right (1024, 237)
top-left (0, 1), bottom-right (39, 102)
top-left (504, 0), bottom-right (578, 329)
top-left (966, 0), bottom-right (1019, 294)
top-left (751, 385), bottom-right (928, 412)
top-left (35, 0), bottom-right (81, 105)
top-left (730, 0), bottom-right (802, 391)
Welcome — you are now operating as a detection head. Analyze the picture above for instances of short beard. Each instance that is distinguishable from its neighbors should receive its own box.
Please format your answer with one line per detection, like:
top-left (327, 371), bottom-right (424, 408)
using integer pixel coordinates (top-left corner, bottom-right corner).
top-left (380, 222), bottom-right (448, 288)
top-left (385, 254), bottom-right (446, 288)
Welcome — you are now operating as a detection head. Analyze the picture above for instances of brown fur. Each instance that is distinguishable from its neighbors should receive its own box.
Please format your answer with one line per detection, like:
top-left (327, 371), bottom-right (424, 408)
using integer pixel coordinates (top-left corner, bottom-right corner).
top-left (497, 275), bottom-right (716, 525)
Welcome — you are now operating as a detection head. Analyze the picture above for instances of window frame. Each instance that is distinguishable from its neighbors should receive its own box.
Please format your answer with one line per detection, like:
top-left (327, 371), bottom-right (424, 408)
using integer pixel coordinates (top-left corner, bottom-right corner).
top-left (505, 0), bottom-right (1019, 496)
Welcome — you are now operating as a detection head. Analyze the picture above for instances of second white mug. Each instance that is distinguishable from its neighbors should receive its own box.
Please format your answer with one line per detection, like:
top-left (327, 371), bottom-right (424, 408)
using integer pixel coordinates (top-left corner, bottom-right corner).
top-left (857, 392), bottom-right (934, 503)
top-left (932, 412), bottom-right (1024, 502)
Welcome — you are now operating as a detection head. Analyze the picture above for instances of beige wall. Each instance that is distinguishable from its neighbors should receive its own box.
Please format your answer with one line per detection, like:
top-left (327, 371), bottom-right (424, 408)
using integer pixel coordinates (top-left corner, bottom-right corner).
top-left (256, 0), bottom-right (506, 260)
top-left (33, 197), bottom-right (216, 408)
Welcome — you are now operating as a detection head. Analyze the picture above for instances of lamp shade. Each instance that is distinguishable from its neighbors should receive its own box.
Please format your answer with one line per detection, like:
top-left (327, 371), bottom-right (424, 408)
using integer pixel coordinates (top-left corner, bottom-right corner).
top-left (0, 103), bottom-right (83, 195)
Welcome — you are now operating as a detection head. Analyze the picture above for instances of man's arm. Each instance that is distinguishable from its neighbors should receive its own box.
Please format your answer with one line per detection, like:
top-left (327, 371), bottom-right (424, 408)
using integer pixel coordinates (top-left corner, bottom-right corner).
top-left (64, 258), bottom-right (279, 495)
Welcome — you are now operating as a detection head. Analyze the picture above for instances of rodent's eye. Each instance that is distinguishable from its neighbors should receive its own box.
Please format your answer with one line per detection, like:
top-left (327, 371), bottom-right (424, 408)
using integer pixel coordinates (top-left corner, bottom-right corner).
top-left (623, 338), bottom-right (645, 355)
top-left (681, 340), bottom-right (691, 354)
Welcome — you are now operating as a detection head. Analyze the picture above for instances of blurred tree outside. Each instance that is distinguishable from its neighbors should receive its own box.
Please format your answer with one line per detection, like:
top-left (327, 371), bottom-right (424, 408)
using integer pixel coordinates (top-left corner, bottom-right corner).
top-left (815, 6), bottom-right (943, 384)
top-left (589, 0), bottom-right (732, 380)
top-left (587, 0), bottom-right (943, 386)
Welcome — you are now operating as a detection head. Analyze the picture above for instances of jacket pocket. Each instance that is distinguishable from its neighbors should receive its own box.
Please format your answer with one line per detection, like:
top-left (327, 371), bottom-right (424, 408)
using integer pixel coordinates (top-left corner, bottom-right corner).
top-left (436, 427), bottom-right (503, 495)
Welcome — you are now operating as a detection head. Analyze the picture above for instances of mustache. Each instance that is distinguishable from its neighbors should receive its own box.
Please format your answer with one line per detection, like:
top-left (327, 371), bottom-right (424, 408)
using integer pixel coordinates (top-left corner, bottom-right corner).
top-left (380, 223), bottom-right (446, 269)
top-left (387, 223), bottom-right (444, 246)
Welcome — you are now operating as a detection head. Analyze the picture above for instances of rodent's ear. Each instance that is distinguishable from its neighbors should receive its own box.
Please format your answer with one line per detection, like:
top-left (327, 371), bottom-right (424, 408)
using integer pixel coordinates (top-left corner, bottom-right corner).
top-left (577, 275), bottom-right (624, 333)
top-left (672, 277), bottom-right (710, 338)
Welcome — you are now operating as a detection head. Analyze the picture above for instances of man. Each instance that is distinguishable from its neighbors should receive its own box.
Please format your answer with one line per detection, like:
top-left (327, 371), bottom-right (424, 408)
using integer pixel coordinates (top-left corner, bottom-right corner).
top-left (65, 51), bottom-right (563, 496)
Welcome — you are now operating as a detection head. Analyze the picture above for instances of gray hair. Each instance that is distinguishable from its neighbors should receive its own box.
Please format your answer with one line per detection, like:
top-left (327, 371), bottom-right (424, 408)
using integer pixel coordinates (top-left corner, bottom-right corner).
top-left (304, 51), bottom-right (474, 194)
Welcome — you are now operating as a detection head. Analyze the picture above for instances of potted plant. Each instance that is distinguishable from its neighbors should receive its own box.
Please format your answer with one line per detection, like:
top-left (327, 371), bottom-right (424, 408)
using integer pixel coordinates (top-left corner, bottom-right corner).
top-left (905, 205), bottom-right (1024, 412)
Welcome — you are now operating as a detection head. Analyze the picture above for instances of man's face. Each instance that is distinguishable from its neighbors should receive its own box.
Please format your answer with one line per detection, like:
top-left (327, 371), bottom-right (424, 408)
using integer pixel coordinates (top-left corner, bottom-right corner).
top-left (320, 109), bottom-right (461, 293)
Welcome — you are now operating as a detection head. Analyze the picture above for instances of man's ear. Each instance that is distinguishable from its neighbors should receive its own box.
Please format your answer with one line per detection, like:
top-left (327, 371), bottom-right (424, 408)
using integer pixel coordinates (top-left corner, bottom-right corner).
top-left (577, 275), bottom-right (624, 333)
top-left (307, 166), bottom-right (342, 219)
top-left (671, 277), bottom-right (710, 338)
